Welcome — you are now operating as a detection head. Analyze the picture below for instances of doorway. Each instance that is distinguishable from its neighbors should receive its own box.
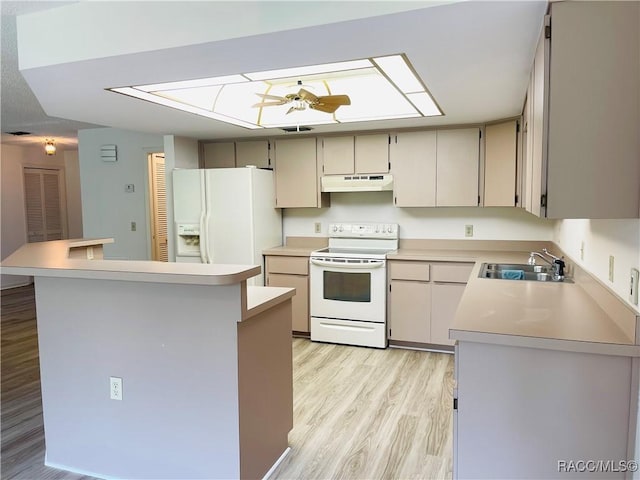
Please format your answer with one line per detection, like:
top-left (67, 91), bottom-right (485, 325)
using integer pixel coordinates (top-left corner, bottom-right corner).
top-left (23, 167), bottom-right (67, 243)
top-left (147, 153), bottom-right (168, 262)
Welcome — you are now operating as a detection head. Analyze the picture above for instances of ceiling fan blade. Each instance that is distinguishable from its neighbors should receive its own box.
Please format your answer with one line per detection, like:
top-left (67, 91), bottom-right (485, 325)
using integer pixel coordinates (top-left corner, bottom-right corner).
top-left (297, 88), bottom-right (319, 103)
top-left (316, 94), bottom-right (351, 106)
top-left (252, 101), bottom-right (288, 108)
top-left (309, 94), bottom-right (351, 114)
top-left (309, 103), bottom-right (342, 114)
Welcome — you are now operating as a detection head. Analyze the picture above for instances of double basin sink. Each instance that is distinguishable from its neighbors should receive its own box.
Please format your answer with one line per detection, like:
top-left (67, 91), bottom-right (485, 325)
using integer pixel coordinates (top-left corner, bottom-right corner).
top-left (479, 263), bottom-right (572, 283)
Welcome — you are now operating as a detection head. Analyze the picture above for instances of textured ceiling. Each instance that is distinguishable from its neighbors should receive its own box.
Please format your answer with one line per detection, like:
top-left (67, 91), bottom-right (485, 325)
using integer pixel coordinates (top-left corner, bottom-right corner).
top-left (1, 2), bottom-right (102, 148)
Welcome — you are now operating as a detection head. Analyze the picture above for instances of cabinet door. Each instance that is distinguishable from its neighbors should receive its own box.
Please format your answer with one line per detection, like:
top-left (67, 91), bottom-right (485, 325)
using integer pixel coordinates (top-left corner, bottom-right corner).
top-left (355, 134), bottom-right (389, 174)
top-left (522, 77), bottom-right (534, 213)
top-left (267, 273), bottom-right (309, 333)
top-left (431, 283), bottom-right (466, 346)
top-left (391, 131), bottom-right (437, 207)
top-left (389, 280), bottom-right (430, 343)
top-left (436, 128), bottom-right (480, 206)
top-left (484, 120), bottom-right (517, 207)
top-left (274, 138), bottom-right (318, 208)
top-left (203, 142), bottom-right (235, 168)
top-left (529, 27), bottom-right (547, 217)
top-left (322, 136), bottom-right (354, 175)
top-left (546, 2), bottom-right (639, 218)
top-left (236, 140), bottom-right (270, 168)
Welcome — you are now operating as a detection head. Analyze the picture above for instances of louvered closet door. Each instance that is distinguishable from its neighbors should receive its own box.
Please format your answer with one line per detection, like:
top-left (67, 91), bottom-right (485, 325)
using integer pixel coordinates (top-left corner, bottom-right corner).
top-left (150, 154), bottom-right (168, 262)
top-left (24, 168), bottom-right (64, 242)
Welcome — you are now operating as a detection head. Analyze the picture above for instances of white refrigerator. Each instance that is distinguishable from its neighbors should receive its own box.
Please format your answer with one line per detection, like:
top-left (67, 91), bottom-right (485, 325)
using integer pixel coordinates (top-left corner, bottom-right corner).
top-left (172, 167), bottom-right (282, 286)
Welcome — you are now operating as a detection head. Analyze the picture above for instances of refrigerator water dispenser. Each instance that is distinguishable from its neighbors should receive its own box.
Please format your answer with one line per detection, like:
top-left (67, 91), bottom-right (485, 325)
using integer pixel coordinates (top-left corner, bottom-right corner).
top-left (176, 223), bottom-right (201, 258)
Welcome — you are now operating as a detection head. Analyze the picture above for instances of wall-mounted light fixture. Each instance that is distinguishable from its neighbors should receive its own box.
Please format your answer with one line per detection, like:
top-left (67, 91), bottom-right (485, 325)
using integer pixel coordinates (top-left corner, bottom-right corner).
top-left (44, 139), bottom-right (56, 155)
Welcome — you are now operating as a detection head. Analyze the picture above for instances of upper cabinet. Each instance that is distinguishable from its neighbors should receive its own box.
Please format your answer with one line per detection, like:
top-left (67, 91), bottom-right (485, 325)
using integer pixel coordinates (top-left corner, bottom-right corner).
top-left (391, 128), bottom-right (480, 207)
top-left (390, 131), bottom-right (437, 207)
top-left (273, 137), bottom-right (329, 208)
top-left (321, 134), bottom-right (389, 175)
top-left (484, 120), bottom-right (518, 207)
top-left (202, 142), bottom-right (235, 168)
top-left (436, 128), bottom-right (480, 207)
top-left (321, 136), bottom-right (354, 175)
top-left (523, 2), bottom-right (640, 218)
top-left (202, 140), bottom-right (270, 169)
top-left (354, 134), bottom-right (389, 174)
top-left (235, 140), bottom-right (270, 168)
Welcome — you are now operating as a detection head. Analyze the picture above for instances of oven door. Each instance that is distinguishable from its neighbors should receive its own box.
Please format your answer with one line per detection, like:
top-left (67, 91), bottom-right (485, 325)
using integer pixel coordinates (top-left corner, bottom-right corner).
top-left (309, 256), bottom-right (386, 323)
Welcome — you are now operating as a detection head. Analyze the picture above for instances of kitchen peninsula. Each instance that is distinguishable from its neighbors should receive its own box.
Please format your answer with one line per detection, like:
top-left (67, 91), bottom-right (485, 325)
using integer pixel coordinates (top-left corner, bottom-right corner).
top-left (1, 239), bottom-right (295, 480)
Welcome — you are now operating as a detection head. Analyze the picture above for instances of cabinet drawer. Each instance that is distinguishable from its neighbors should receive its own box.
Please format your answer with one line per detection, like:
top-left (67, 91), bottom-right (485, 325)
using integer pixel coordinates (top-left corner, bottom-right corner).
top-left (431, 263), bottom-right (474, 283)
top-left (389, 261), bottom-right (430, 281)
top-left (266, 256), bottom-right (309, 275)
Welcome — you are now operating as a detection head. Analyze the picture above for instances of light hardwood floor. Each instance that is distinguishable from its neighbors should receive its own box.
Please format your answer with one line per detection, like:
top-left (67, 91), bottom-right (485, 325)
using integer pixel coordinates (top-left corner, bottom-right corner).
top-left (1, 285), bottom-right (453, 480)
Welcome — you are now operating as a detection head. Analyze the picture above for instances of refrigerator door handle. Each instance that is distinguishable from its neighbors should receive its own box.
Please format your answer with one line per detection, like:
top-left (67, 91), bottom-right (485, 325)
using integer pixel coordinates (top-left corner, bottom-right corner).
top-left (204, 210), bottom-right (212, 263)
top-left (199, 210), bottom-right (207, 263)
top-left (199, 171), bottom-right (209, 263)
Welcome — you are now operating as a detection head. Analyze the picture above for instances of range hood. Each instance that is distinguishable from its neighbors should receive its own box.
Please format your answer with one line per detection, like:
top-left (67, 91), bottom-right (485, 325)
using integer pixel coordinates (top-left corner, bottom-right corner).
top-left (321, 174), bottom-right (393, 192)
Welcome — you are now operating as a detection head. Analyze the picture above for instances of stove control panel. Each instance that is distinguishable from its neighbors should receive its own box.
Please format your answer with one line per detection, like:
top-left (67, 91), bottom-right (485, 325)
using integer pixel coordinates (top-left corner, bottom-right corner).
top-left (328, 223), bottom-right (398, 239)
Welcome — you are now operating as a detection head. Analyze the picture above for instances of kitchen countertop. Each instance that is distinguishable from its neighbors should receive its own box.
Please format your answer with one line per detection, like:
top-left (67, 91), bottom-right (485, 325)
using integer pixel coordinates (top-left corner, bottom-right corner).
top-left (265, 241), bottom-right (639, 355)
top-left (2, 239), bottom-right (261, 286)
top-left (451, 252), bottom-right (639, 356)
top-left (263, 245), bottom-right (320, 257)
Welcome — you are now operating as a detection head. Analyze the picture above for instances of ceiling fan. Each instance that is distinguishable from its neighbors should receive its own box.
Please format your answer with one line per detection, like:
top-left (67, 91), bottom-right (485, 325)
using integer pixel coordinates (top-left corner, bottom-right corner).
top-left (252, 86), bottom-right (351, 115)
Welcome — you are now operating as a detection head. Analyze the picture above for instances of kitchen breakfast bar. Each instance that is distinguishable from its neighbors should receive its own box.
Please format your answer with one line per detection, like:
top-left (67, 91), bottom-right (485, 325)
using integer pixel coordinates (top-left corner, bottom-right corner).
top-left (1, 239), bottom-right (295, 480)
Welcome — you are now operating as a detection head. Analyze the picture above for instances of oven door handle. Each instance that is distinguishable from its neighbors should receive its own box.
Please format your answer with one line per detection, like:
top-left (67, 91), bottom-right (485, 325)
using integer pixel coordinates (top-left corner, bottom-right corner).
top-left (310, 258), bottom-right (385, 269)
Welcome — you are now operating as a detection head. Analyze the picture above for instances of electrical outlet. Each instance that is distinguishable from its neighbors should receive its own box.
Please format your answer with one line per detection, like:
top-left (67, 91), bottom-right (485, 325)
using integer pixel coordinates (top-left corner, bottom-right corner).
top-left (464, 225), bottom-right (473, 237)
top-left (125, 184), bottom-right (135, 193)
top-left (131, 221), bottom-right (136, 232)
top-left (580, 241), bottom-right (585, 261)
top-left (110, 376), bottom-right (123, 400)
top-left (608, 255), bottom-right (615, 282)
top-left (314, 222), bottom-right (322, 234)
top-left (630, 268), bottom-right (639, 305)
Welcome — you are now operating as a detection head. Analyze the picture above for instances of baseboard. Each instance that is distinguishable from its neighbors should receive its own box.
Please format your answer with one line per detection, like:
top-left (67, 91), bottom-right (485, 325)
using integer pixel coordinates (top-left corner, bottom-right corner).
top-left (1, 280), bottom-right (33, 290)
top-left (45, 457), bottom-right (113, 480)
top-left (263, 446), bottom-right (291, 480)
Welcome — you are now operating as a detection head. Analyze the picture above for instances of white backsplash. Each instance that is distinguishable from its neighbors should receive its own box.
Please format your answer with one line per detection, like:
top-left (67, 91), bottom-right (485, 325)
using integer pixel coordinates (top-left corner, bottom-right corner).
top-left (555, 219), bottom-right (640, 312)
top-left (283, 191), bottom-right (554, 240)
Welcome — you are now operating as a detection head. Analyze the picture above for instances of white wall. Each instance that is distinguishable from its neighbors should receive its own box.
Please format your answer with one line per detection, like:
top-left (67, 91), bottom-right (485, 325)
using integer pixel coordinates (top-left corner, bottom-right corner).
top-left (1, 143), bottom-right (82, 289)
top-left (64, 150), bottom-right (83, 239)
top-left (163, 135), bottom-right (199, 261)
top-left (78, 128), bottom-right (163, 260)
top-left (284, 191), bottom-right (554, 240)
top-left (555, 219), bottom-right (640, 312)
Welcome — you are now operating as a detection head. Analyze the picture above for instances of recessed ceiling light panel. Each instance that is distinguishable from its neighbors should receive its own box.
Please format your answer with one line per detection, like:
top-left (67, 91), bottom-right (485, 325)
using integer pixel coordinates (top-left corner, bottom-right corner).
top-left (107, 54), bottom-right (442, 129)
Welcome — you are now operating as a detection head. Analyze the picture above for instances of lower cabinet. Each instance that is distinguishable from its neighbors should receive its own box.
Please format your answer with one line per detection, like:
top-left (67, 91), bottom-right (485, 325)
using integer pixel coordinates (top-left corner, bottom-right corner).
top-left (388, 260), bottom-right (473, 347)
top-left (389, 280), bottom-right (431, 343)
top-left (265, 255), bottom-right (310, 334)
top-left (431, 283), bottom-right (466, 346)
top-left (454, 341), bottom-right (633, 479)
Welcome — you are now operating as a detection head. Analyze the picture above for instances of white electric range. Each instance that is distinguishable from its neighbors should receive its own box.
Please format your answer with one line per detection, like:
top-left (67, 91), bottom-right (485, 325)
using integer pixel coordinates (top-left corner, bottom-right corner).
top-left (309, 222), bottom-right (398, 348)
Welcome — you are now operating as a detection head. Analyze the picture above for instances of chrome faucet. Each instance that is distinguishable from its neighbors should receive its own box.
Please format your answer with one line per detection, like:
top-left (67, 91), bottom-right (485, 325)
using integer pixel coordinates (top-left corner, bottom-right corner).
top-left (528, 248), bottom-right (566, 281)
